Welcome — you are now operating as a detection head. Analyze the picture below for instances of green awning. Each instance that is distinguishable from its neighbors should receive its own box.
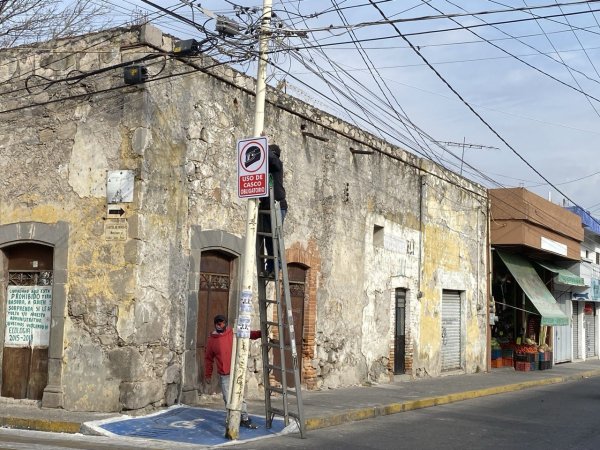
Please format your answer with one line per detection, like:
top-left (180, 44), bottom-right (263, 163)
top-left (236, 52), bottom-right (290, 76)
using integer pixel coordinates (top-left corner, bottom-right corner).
top-left (533, 260), bottom-right (586, 287)
top-left (497, 250), bottom-right (570, 326)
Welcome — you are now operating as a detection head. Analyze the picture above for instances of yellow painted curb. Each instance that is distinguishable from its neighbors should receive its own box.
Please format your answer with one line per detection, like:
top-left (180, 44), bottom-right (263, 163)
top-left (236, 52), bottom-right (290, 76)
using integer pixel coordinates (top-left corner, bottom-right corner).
top-left (0, 417), bottom-right (81, 434)
top-left (305, 369), bottom-right (600, 431)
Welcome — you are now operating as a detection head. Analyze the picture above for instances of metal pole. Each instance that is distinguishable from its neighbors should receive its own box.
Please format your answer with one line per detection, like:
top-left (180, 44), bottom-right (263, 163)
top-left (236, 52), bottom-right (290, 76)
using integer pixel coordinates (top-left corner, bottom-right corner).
top-left (226, 0), bottom-right (272, 440)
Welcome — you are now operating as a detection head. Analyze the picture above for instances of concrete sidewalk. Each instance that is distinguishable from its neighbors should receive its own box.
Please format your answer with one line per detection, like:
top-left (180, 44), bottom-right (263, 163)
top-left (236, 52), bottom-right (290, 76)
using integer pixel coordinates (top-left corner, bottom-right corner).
top-left (2, 359), bottom-right (600, 437)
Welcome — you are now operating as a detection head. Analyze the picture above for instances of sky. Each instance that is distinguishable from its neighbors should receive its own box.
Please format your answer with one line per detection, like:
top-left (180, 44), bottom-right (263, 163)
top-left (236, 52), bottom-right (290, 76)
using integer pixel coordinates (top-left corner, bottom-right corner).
top-left (80, 1), bottom-right (600, 213)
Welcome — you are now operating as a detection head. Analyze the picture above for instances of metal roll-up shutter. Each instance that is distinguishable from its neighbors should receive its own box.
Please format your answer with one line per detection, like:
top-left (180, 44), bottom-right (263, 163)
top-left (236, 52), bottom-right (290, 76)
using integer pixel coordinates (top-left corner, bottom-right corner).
top-left (573, 302), bottom-right (580, 360)
top-left (585, 303), bottom-right (596, 358)
top-left (441, 290), bottom-right (461, 371)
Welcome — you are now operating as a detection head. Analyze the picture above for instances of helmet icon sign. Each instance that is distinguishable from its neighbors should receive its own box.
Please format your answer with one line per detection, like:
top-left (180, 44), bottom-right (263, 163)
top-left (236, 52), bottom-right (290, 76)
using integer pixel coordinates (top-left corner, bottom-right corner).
top-left (245, 145), bottom-right (261, 168)
top-left (237, 137), bottom-right (268, 199)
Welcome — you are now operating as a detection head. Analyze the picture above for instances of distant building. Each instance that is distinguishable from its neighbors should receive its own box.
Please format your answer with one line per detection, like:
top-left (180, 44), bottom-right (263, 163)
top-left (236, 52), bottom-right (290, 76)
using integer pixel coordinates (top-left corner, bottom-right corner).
top-left (565, 206), bottom-right (600, 360)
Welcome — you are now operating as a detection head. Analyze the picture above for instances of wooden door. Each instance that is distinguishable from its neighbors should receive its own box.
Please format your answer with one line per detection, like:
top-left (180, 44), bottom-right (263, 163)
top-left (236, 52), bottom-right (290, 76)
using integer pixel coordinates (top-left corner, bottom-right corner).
top-left (196, 251), bottom-right (233, 394)
top-left (275, 264), bottom-right (305, 388)
top-left (1, 243), bottom-right (53, 400)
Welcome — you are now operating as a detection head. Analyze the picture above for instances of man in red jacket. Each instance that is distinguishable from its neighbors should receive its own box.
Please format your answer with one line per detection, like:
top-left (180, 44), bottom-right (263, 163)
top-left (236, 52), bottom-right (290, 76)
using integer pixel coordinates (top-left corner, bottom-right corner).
top-left (204, 314), bottom-right (261, 429)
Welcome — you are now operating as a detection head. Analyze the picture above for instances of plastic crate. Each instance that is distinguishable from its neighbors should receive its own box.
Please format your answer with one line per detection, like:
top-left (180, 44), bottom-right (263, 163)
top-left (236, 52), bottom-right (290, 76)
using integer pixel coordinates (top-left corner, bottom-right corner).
top-left (491, 349), bottom-right (502, 360)
top-left (515, 361), bottom-right (530, 371)
top-left (539, 361), bottom-right (553, 370)
top-left (491, 358), bottom-right (503, 368)
top-left (502, 349), bottom-right (514, 358)
top-left (539, 352), bottom-right (552, 362)
top-left (503, 358), bottom-right (514, 367)
top-left (515, 353), bottom-right (536, 363)
top-left (530, 362), bottom-right (537, 371)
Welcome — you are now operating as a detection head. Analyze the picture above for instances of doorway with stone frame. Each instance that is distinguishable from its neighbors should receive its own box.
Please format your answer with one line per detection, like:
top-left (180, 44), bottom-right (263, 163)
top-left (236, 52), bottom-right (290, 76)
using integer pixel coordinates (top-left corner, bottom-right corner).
top-left (196, 250), bottom-right (238, 395)
top-left (0, 243), bottom-right (53, 400)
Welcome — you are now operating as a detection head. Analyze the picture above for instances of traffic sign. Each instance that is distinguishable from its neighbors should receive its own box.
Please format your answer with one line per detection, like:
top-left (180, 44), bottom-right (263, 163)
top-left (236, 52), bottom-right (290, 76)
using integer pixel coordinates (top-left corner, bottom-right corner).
top-left (237, 137), bottom-right (268, 198)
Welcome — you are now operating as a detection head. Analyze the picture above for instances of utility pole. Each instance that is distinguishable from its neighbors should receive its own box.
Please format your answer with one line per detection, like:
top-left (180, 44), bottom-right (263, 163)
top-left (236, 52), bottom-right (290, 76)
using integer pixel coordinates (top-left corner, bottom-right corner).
top-left (225, 0), bottom-right (272, 440)
top-left (438, 139), bottom-right (498, 176)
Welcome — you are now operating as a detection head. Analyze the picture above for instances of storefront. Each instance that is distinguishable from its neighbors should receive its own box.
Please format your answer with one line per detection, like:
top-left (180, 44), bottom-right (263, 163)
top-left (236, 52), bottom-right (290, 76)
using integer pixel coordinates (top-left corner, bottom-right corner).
top-left (489, 188), bottom-right (584, 372)
top-left (491, 250), bottom-right (570, 370)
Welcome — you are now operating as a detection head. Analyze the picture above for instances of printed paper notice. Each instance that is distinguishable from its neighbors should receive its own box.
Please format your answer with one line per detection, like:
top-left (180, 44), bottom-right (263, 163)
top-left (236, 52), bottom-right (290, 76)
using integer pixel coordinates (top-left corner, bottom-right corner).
top-left (4, 286), bottom-right (52, 347)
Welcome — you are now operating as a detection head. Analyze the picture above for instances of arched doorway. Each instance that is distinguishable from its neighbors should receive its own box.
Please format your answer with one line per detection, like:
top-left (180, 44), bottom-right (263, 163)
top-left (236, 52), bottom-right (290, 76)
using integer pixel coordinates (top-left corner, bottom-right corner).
top-left (1, 243), bottom-right (53, 400)
top-left (196, 250), bottom-right (236, 394)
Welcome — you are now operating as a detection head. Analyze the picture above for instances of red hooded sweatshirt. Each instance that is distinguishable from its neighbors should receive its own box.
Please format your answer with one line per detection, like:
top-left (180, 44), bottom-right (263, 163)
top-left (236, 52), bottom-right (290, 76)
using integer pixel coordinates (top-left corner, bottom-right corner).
top-left (204, 327), bottom-right (261, 378)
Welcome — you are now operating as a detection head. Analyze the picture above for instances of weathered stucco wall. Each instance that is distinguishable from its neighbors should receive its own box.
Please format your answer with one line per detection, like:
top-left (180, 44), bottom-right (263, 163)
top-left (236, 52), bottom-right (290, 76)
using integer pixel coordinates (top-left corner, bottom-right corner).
top-left (0, 25), bottom-right (488, 412)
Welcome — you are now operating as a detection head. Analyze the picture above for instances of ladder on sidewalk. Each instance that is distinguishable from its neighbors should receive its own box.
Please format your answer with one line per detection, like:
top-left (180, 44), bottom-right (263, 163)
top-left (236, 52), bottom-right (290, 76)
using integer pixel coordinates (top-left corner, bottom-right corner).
top-left (256, 187), bottom-right (306, 438)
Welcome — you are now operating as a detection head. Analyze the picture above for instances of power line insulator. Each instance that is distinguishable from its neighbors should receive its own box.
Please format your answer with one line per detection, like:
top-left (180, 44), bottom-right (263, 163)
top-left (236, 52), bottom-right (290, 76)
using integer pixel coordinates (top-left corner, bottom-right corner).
top-left (123, 65), bottom-right (148, 85)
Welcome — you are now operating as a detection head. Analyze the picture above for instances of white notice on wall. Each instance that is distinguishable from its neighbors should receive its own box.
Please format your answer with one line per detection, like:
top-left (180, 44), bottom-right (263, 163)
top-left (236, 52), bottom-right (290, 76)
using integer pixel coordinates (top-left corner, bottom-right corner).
top-left (4, 286), bottom-right (52, 347)
top-left (107, 170), bottom-right (134, 203)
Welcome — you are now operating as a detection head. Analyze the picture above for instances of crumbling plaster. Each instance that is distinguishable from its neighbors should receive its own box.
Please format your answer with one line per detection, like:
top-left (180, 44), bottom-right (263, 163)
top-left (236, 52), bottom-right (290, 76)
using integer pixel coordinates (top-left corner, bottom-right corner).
top-left (0, 25), bottom-right (488, 411)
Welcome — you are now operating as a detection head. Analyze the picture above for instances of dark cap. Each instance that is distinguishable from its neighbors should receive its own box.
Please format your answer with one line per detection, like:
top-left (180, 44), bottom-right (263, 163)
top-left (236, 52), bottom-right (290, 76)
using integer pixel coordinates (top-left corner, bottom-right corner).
top-left (269, 144), bottom-right (281, 157)
top-left (214, 314), bottom-right (227, 324)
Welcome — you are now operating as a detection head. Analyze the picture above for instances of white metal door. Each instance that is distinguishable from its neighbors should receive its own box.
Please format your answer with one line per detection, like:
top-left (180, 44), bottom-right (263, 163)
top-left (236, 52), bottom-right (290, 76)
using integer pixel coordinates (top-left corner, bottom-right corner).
top-left (553, 293), bottom-right (571, 363)
top-left (573, 301), bottom-right (580, 360)
top-left (585, 303), bottom-right (596, 358)
top-left (441, 290), bottom-right (461, 371)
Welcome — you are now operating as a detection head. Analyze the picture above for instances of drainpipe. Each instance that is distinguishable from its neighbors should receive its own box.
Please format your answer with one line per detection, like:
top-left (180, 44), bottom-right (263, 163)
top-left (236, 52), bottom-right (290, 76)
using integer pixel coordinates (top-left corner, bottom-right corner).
top-left (486, 198), bottom-right (492, 373)
top-left (418, 174), bottom-right (426, 300)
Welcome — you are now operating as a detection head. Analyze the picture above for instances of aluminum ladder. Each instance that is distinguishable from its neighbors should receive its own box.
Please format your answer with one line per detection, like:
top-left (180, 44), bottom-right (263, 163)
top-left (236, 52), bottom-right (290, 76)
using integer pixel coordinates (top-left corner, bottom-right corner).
top-left (256, 188), bottom-right (306, 438)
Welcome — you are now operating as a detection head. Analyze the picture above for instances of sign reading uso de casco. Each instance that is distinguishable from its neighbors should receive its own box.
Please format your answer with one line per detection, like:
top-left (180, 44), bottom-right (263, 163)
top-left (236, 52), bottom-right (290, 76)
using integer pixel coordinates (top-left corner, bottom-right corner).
top-left (237, 137), bottom-right (269, 198)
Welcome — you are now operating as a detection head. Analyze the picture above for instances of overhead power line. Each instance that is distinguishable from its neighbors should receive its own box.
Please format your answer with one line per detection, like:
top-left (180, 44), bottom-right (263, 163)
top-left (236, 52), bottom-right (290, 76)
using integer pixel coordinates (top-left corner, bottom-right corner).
top-left (366, 0), bottom-right (600, 227)
top-left (423, 1), bottom-right (600, 115)
top-left (1, 6), bottom-right (586, 231)
top-left (277, 1), bottom-right (600, 34)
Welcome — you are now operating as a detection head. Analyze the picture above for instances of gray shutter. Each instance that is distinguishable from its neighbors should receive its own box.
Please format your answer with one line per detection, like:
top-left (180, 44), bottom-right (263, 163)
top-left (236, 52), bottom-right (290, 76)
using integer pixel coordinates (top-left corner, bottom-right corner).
top-left (585, 305), bottom-right (596, 358)
top-left (441, 290), bottom-right (461, 371)
top-left (573, 302), bottom-right (579, 360)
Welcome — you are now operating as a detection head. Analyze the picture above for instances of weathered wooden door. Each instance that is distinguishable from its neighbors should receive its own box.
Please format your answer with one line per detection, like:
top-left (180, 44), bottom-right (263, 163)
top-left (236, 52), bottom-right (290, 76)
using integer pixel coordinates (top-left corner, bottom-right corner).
top-left (274, 264), bottom-right (305, 388)
top-left (196, 251), bottom-right (233, 394)
top-left (1, 243), bottom-right (53, 400)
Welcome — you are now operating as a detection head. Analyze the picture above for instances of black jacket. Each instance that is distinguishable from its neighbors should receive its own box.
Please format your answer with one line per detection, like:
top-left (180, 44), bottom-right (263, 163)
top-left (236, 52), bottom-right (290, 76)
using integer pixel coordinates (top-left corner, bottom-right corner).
top-left (262, 144), bottom-right (287, 210)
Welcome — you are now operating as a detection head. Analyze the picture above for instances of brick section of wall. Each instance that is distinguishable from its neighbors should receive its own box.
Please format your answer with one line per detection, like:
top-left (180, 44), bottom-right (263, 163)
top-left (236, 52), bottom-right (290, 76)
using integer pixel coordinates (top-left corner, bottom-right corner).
top-left (286, 239), bottom-right (320, 389)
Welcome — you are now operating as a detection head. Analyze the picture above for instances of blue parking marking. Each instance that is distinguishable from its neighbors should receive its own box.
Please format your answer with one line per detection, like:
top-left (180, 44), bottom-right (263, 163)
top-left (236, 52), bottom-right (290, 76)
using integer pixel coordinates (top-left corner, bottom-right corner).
top-left (91, 406), bottom-right (286, 446)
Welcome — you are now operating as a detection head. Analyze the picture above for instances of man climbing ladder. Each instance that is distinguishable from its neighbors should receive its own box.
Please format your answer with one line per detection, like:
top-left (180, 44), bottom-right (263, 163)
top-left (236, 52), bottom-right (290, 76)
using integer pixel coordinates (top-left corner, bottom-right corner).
top-left (256, 152), bottom-right (306, 437)
top-left (259, 144), bottom-right (288, 276)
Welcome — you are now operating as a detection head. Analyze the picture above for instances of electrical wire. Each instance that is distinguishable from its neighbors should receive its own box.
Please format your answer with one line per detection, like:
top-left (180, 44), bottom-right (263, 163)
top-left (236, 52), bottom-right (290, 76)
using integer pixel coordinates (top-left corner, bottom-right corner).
top-left (0, 11), bottom-right (590, 232)
top-left (276, 1), bottom-right (600, 35)
top-left (328, 0), bottom-right (447, 166)
top-left (368, 0), bottom-right (600, 227)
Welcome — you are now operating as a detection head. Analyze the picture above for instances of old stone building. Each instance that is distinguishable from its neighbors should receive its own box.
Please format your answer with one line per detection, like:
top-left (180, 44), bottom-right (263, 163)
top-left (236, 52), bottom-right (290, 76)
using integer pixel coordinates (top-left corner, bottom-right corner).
top-left (0, 25), bottom-right (489, 412)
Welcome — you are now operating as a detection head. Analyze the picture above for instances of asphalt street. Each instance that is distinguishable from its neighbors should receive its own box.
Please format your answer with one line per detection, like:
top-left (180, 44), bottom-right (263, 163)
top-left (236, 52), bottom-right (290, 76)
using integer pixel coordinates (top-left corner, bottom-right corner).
top-left (232, 376), bottom-right (600, 450)
top-left (2, 376), bottom-right (600, 449)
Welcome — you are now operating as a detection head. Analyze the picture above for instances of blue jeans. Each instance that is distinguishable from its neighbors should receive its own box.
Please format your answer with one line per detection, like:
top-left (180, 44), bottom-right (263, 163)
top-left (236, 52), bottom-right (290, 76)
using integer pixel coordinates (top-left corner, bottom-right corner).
top-left (220, 374), bottom-right (249, 421)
